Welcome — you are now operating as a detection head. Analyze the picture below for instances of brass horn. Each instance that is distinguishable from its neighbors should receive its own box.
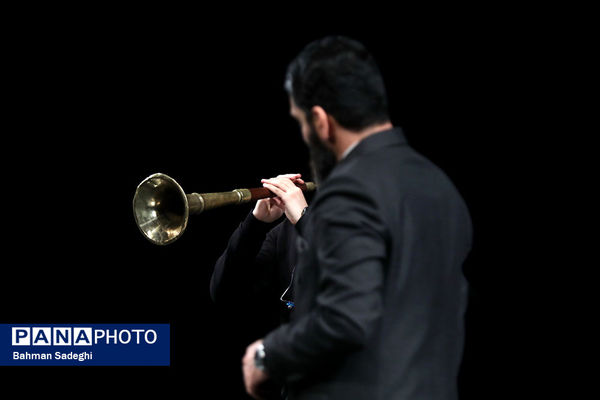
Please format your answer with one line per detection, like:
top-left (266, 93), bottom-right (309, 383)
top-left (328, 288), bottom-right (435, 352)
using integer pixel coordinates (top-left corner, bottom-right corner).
top-left (133, 173), bottom-right (316, 245)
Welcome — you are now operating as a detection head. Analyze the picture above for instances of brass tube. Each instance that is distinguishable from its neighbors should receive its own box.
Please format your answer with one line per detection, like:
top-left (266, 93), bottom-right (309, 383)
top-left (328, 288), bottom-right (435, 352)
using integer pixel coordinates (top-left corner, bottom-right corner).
top-left (133, 173), bottom-right (316, 245)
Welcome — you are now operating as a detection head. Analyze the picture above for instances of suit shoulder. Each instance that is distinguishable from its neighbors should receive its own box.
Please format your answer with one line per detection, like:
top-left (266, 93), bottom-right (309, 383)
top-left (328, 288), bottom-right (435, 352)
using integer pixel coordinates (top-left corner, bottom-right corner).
top-left (316, 172), bottom-right (369, 199)
top-left (312, 172), bottom-right (381, 221)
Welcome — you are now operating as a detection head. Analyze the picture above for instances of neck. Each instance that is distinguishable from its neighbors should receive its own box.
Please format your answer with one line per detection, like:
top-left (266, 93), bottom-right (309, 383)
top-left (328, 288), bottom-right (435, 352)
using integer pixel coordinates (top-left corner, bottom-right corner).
top-left (334, 122), bottom-right (394, 160)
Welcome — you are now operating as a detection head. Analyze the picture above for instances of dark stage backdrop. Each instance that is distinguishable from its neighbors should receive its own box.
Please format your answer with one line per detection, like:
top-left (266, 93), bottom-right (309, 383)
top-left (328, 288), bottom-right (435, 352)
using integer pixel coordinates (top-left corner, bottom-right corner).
top-left (2, 10), bottom-right (539, 399)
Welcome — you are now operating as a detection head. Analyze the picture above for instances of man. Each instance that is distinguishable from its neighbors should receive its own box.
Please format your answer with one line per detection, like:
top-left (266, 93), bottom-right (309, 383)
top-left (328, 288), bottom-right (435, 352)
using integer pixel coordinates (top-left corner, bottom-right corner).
top-left (211, 127), bottom-right (337, 322)
top-left (210, 173), bottom-right (310, 325)
top-left (211, 173), bottom-right (318, 400)
top-left (242, 36), bottom-right (473, 400)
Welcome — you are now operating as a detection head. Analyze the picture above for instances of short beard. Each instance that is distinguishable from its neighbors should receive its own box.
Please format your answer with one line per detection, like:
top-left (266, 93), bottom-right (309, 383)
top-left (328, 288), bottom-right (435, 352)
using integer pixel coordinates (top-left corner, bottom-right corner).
top-left (307, 125), bottom-right (337, 186)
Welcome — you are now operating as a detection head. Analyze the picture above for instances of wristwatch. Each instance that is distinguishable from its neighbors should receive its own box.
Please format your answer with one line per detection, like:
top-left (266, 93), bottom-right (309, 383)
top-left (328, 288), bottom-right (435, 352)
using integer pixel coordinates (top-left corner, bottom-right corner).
top-left (254, 343), bottom-right (267, 371)
top-left (301, 206), bottom-right (308, 217)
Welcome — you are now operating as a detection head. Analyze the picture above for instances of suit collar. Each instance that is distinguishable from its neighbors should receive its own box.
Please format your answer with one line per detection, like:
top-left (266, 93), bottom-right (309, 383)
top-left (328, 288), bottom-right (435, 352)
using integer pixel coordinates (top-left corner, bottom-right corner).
top-left (341, 127), bottom-right (407, 163)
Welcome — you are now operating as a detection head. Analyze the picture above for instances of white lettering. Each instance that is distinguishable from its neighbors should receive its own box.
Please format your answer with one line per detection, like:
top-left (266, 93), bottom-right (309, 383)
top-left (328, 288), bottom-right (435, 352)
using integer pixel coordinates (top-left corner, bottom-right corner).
top-left (13, 351), bottom-right (52, 360)
top-left (105, 329), bottom-right (118, 344)
top-left (119, 330), bottom-right (131, 344)
top-left (55, 351), bottom-right (93, 362)
top-left (131, 329), bottom-right (144, 344)
top-left (94, 329), bottom-right (105, 344)
top-left (145, 330), bottom-right (157, 344)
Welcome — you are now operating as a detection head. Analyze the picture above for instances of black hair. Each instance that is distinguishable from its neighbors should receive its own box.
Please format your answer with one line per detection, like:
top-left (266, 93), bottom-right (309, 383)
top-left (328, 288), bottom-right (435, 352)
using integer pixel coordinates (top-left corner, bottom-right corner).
top-left (285, 36), bottom-right (390, 132)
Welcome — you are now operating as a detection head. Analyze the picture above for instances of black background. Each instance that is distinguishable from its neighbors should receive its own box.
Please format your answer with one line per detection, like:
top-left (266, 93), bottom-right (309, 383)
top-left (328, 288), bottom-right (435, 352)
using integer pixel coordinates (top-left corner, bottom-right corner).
top-left (1, 6), bottom-right (556, 399)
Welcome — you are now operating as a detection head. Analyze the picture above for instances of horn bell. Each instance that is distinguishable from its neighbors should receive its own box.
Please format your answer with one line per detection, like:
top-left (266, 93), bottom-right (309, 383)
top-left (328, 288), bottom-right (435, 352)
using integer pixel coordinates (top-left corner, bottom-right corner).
top-left (133, 173), bottom-right (189, 245)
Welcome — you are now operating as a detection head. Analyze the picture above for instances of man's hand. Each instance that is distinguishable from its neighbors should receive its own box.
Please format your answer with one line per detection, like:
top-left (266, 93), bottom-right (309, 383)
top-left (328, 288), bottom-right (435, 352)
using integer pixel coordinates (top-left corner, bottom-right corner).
top-left (242, 339), bottom-right (270, 400)
top-left (253, 197), bottom-right (285, 223)
top-left (261, 174), bottom-right (308, 225)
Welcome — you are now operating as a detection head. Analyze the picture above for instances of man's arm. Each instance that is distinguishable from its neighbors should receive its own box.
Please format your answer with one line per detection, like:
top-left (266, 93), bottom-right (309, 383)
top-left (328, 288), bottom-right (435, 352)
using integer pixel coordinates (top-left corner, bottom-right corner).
top-left (210, 210), bottom-right (280, 304)
top-left (210, 173), bottom-right (308, 304)
top-left (261, 175), bottom-right (388, 383)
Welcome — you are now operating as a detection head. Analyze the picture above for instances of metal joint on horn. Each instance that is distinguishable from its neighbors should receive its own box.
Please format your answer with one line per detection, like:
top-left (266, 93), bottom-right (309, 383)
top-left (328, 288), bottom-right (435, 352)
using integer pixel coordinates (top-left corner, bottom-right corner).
top-left (233, 189), bottom-right (252, 204)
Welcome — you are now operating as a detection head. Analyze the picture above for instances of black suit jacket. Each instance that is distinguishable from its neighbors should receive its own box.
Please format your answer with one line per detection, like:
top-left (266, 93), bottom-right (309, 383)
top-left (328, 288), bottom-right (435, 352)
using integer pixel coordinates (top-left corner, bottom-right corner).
top-left (263, 128), bottom-right (473, 400)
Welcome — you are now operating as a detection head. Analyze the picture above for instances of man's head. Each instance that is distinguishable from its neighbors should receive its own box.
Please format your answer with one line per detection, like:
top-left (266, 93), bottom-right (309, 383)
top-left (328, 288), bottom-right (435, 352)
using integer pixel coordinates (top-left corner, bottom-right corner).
top-left (286, 36), bottom-right (391, 184)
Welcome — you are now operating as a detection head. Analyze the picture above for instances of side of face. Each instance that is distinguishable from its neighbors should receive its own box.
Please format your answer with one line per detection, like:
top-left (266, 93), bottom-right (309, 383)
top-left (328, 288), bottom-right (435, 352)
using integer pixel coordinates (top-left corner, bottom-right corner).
top-left (289, 97), bottom-right (338, 186)
top-left (289, 98), bottom-right (331, 147)
top-left (289, 97), bottom-right (311, 144)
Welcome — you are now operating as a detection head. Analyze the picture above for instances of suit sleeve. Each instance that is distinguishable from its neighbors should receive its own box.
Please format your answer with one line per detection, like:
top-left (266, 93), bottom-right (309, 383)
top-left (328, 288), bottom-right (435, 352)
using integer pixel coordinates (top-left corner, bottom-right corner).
top-left (262, 176), bottom-right (388, 383)
top-left (210, 211), bottom-right (280, 304)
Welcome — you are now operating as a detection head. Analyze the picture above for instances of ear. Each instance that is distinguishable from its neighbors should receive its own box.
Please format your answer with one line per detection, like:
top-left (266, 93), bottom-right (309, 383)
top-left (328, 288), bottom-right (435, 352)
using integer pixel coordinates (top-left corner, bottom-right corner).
top-left (311, 106), bottom-right (331, 143)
